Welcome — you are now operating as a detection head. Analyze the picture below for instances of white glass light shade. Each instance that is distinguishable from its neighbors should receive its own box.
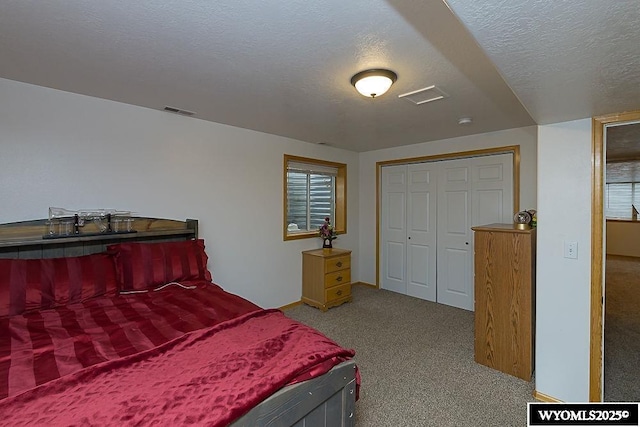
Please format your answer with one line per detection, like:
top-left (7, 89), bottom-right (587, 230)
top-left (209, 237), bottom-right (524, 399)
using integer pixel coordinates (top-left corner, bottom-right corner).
top-left (351, 69), bottom-right (397, 98)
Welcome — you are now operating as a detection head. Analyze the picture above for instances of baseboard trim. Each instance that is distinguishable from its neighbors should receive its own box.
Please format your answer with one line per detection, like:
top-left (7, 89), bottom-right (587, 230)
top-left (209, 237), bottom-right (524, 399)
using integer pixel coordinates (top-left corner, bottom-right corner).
top-left (533, 390), bottom-right (563, 402)
top-left (353, 281), bottom-right (378, 289)
top-left (279, 300), bottom-right (303, 311)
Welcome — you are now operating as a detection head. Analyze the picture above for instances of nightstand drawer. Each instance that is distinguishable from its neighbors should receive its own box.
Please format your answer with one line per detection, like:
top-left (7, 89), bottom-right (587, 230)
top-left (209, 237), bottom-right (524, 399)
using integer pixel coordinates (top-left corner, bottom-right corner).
top-left (302, 248), bottom-right (352, 311)
top-left (325, 283), bottom-right (351, 302)
top-left (324, 256), bottom-right (350, 273)
top-left (324, 270), bottom-right (351, 288)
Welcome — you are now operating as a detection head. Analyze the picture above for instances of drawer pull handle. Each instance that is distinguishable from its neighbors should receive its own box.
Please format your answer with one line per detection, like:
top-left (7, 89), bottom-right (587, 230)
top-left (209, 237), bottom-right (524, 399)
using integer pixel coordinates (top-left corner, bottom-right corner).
top-left (337, 290), bottom-right (343, 296)
top-left (336, 276), bottom-right (343, 282)
top-left (336, 261), bottom-right (343, 268)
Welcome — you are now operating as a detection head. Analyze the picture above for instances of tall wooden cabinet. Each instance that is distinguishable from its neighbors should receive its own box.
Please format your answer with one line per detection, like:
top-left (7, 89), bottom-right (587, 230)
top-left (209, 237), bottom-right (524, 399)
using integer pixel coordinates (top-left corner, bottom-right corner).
top-left (471, 223), bottom-right (536, 381)
top-left (302, 248), bottom-right (352, 311)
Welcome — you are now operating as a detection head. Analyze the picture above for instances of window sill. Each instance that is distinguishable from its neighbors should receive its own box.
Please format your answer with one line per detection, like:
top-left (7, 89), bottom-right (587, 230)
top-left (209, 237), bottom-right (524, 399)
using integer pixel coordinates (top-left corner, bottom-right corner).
top-left (284, 230), bottom-right (345, 241)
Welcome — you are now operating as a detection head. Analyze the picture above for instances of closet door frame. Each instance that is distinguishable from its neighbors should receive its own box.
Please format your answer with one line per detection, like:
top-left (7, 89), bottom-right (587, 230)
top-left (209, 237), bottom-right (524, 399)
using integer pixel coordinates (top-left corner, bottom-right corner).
top-left (375, 145), bottom-right (521, 288)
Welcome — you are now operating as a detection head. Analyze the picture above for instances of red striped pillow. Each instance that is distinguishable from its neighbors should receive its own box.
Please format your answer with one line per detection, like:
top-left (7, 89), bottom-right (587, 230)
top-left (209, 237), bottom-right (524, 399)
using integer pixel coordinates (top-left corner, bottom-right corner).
top-left (107, 239), bottom-right (212, 292)
top-left (0, 253), bottom-right (118, 318)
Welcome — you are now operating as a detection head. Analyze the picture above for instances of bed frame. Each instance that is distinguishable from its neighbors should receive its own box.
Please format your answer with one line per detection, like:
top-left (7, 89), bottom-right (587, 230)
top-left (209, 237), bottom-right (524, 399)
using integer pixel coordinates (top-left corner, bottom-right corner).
top-left (0, 217), bottom-right (357, 427)
top-left (0, 217), bottom-right (199, 258)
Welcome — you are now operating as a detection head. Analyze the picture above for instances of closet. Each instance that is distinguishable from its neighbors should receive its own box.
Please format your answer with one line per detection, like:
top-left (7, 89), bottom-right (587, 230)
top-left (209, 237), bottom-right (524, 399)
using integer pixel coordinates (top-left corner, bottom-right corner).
top-left (380, 153), bottom-right (514, 310)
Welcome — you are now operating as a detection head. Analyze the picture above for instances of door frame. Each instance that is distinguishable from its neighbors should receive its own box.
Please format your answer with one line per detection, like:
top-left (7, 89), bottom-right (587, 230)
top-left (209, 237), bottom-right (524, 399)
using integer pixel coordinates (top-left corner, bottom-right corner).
top-left (375, 145), bottom-right (521, 287)
top-left (589, 110), bottom-right (640, 401)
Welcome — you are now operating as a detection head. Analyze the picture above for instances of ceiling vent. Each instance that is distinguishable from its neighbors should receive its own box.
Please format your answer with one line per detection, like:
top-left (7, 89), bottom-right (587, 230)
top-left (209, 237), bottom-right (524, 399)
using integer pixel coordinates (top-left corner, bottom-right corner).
top-left (163, 106), bottom-right (196, 117)
top-left (398, 85), bottom-right (449, 105)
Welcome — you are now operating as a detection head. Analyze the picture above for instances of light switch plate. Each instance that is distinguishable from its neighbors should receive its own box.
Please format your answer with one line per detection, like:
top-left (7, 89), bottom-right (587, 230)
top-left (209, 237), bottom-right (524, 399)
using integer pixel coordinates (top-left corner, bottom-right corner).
top-left (564, 241), bottom-right (578, 259)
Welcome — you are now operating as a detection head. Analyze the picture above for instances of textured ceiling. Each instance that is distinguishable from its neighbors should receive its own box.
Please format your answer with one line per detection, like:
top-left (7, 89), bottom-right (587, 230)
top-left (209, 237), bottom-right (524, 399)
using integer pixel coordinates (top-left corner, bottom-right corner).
top-left (607, 122), bottom-right (640, 162)
top-left (0, 1), bottom-right (639, 152)
top-left (445, 0), bottom-right (640, 125)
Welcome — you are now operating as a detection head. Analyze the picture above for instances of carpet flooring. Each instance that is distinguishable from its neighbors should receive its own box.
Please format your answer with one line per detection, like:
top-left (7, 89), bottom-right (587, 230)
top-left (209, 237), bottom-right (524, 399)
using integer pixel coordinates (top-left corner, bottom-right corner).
top-left (604, 255), bottom-right (640, 402)
top-left (284, 286), bottom-right (535, 427)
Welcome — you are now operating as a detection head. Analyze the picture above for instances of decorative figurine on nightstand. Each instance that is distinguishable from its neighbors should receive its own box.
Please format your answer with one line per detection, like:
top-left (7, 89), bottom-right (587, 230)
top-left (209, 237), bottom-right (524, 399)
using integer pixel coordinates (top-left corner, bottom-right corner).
top-left (319, 217), bottom-right (337, 249)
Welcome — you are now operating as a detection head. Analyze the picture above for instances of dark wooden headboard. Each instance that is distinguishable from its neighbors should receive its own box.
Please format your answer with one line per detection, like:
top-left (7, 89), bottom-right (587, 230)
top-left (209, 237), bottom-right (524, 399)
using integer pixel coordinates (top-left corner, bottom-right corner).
top-left (0, 217), bottom-right (198, 259)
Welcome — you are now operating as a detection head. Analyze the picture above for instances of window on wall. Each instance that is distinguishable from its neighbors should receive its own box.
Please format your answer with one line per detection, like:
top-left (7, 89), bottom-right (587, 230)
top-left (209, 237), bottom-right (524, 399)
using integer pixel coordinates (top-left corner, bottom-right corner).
top-left (284, 155), bottom-right (346, 240)
top-left (605, 160), bottom-right (640, 219)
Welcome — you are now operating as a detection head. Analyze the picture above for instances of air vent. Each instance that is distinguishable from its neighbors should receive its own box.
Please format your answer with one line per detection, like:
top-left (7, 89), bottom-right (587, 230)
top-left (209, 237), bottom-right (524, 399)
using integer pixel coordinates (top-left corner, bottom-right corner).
top-left (398, 85), bottom-right (449, 105)
top-left (163, 106), bottom-right (196, 116)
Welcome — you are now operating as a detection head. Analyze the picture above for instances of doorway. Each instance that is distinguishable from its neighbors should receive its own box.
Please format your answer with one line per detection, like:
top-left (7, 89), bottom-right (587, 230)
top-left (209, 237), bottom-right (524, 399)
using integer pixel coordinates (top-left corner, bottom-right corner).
top-left (377, 146), bottom-right (519, 310)
top-left (590, 110), bottom-right (640, 401)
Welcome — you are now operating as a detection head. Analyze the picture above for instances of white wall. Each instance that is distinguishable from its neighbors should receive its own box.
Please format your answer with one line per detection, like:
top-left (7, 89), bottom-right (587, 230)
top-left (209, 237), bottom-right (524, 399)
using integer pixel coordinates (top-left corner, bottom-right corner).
top-left (0, 78), bottom-right (360, 308)
top-left (536, 119), bottom-right (592, 402)
top-left (357, 126), bottom-right (538, 285)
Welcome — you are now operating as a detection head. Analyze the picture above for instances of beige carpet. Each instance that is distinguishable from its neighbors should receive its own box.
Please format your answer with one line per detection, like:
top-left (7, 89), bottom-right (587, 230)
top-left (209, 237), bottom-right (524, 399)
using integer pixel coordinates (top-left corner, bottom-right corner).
top-left (604, 255), bottom-right (640, 402)
top-left (284, 286), bottom-right (535, 427)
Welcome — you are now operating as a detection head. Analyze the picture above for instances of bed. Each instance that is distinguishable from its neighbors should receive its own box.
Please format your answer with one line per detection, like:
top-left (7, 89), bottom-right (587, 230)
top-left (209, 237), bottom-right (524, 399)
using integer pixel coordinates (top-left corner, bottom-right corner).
top-left (0, 217), bottom-right (358, 426)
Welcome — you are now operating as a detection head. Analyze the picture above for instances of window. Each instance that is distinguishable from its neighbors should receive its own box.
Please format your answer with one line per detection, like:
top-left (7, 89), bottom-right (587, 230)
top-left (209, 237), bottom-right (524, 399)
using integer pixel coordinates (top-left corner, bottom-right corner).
top-left (605, 160), bottom-right (640, 218)
top-left (284, 155), bottom-right (346, 240)
top-left (605, 183), bottom-right (640, 218)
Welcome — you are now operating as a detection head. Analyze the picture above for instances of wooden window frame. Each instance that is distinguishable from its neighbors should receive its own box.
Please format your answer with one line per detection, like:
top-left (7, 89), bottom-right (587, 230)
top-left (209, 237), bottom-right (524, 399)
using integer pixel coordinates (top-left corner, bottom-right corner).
top-left (283, 154), bottom-right (347, 241)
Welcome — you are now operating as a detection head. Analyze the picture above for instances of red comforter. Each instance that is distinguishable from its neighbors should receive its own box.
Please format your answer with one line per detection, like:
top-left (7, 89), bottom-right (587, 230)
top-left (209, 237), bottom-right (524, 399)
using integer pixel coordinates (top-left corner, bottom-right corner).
top-left (0, 283), bottom-right (355, 425)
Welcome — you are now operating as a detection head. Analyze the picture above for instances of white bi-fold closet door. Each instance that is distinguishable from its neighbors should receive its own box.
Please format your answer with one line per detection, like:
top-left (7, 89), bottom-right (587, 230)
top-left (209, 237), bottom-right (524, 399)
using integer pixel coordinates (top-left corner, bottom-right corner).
top-left (380, 153), bottom-right (513, 311)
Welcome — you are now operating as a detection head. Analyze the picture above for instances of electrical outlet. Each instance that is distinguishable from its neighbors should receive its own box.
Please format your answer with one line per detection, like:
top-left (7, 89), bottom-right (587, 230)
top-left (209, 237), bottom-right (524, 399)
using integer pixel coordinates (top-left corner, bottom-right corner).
top-left (564, 241), bottom-right (578, 259)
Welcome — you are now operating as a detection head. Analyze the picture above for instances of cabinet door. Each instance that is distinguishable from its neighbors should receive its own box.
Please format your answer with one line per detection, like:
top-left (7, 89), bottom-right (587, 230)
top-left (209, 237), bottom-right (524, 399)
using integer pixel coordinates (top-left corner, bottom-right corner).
top-left (474, 229), bottom-right (533, 380)
top-left (473, 230), bottom-right (494, 366)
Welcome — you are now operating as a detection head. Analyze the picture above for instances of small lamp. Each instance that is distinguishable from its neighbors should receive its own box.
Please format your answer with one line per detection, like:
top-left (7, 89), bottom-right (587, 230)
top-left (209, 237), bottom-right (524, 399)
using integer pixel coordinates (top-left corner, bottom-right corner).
top-left (351, 69), bottom-right (398, 98)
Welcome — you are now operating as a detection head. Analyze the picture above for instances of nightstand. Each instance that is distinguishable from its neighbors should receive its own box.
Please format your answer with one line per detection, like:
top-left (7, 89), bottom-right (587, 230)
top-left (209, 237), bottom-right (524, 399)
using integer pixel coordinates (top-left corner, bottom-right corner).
top-left (301, 248), bottom-right (352, 311)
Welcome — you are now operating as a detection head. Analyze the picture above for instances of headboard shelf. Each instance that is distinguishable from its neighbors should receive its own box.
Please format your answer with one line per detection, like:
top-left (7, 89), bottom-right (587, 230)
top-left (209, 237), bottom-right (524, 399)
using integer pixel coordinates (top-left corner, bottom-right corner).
top-left (0, 217), bottom-right (198, 258)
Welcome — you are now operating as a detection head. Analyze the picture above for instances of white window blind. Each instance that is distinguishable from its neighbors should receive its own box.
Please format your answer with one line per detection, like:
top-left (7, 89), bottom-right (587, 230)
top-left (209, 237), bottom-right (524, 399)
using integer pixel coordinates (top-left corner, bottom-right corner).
top-left (605, 183), bottom-right (640, 218)
top-left (605, 160), bottom-right (640, 218)
top-left (286, 161), bottom-right (337, 233)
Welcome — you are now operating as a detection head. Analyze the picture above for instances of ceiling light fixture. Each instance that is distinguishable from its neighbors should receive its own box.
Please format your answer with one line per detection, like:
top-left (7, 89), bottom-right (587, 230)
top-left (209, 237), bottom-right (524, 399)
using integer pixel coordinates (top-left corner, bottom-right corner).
top-left (458, 117), bottom-right (473, 125)
top-left (351, 69), bottom-right (397, 98)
